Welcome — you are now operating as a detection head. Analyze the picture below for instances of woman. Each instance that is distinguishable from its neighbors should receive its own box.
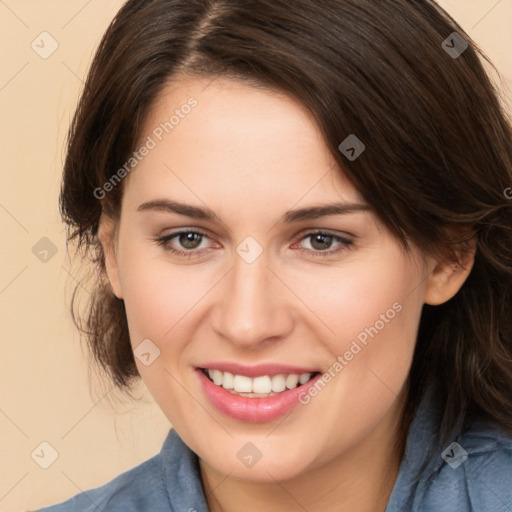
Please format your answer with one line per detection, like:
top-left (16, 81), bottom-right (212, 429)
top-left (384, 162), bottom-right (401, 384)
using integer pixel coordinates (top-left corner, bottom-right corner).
top-left (38, 0), bottom-right (512, 510)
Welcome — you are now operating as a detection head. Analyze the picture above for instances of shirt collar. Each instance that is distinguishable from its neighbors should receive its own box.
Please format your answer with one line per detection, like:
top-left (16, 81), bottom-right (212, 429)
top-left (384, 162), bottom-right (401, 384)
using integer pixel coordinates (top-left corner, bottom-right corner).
top-left (160, 429), bottom-right (210, 511)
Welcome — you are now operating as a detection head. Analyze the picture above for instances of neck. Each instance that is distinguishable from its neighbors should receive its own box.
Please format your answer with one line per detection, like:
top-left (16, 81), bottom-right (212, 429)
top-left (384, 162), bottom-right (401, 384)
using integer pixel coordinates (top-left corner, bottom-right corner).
top-left (199, 395), bottom-right (407, 512)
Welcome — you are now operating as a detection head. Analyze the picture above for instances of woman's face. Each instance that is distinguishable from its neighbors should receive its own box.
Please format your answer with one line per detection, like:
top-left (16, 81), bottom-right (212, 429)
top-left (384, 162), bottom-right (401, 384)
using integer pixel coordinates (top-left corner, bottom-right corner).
top-left (101, 76), bottom-right (442, 482)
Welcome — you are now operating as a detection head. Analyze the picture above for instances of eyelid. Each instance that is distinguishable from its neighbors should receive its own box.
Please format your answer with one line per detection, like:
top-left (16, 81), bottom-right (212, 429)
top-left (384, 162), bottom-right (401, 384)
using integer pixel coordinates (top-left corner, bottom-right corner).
top-left (294, 226), bottom-right (355, 240)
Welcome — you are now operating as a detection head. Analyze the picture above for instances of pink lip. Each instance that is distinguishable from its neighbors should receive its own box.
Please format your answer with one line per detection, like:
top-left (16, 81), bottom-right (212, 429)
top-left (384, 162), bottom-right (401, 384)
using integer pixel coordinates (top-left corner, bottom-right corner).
top-left (198, 362), bottom-right (318, 378)
top-left (196, 368), bottom-right (322, 423)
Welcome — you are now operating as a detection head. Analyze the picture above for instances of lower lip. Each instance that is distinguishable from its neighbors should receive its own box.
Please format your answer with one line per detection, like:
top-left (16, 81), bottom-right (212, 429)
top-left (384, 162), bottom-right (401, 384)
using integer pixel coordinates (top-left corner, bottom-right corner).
top-left (196, 369), bottom-right (321, 423)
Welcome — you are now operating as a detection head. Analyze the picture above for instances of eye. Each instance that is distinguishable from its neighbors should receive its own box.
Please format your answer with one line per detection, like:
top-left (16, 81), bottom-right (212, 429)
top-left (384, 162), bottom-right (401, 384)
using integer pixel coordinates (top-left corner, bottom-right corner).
top-left (154, 229), bottom-right (354, 260)
top-left (293, 230), bottom-right (353, 258)
top-left (155, 229), bottom-right (213, 259)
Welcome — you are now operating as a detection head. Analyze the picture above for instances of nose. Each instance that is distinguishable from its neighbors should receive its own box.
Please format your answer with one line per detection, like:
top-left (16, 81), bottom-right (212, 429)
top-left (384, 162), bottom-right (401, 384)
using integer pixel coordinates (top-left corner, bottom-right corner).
top-left (211, 247), bottom-right (294, 349)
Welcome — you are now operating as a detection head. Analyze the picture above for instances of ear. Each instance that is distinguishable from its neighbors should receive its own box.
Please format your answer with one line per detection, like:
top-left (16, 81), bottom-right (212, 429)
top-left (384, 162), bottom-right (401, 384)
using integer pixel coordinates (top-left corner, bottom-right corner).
top-left (97, 213), bottom-right (123, 299)
top-left (423, 236), bottom-right (477, 306)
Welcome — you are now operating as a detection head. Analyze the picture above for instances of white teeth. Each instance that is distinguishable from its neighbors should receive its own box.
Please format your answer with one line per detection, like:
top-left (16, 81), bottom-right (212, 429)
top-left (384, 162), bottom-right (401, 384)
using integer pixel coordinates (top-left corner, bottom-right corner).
top-left (285, 374), bottom-right (299, 389)
top-left (205, 369), bottom-right (315, 395)
top-left (253, 376), bottom-right (272, 394)
top-left (299, 372), bottom-right (312, 385)
top-left (212, 369), bottom-right (223, 386)
top-left (233, 375), bottom-right (253, 393)
top-left (222, 371), bottom-right (234, 389)
top-left (271, 374), bottom-right (286, 392)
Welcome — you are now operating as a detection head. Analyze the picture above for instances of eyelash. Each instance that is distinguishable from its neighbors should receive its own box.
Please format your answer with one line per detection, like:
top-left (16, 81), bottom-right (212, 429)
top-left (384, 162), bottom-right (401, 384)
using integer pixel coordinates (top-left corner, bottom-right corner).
top-left (154, 229), bottom-right (353, 259)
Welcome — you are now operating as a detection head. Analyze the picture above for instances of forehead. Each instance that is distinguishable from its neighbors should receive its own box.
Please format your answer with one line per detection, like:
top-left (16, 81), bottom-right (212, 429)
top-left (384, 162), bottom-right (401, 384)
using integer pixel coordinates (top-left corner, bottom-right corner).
top-left (123, 76), bottom-right (365, 212)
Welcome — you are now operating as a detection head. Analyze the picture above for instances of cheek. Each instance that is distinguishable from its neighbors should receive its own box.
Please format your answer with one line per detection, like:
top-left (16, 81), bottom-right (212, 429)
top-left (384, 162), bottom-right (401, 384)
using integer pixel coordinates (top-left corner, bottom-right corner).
top-left (294, 259), bottom-right (422, 449)
top-left (294, 252), bottom-right (423, 401)
top-left (118, 246), bottom-right (219, 353)
top-left (117, 254), bottom-right (210, 407)
top-left (290, 253), bottom-right (417, 346)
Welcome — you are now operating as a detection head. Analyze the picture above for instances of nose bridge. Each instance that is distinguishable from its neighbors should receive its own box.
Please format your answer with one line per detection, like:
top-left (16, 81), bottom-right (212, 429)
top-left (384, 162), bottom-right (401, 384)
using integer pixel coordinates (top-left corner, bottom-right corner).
top-left (213, 244), bottom-right (292, 346)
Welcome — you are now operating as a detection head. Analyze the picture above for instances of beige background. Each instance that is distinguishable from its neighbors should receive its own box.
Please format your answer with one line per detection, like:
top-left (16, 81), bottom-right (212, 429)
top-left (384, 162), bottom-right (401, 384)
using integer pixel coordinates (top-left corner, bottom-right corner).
top-left (0, 1), bottom-right (510, 510)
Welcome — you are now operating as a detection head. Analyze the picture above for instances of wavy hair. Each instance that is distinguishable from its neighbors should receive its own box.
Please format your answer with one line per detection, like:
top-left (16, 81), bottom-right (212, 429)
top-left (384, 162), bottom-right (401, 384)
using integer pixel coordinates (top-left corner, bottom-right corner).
top-left (61, 0), bottom-right (512, 474)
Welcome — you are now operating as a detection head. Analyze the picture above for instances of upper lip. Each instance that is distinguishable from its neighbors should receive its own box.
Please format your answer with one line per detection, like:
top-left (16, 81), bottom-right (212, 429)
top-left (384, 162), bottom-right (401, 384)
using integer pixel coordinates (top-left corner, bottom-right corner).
top-left (198, 362), bottom-right (319, 378)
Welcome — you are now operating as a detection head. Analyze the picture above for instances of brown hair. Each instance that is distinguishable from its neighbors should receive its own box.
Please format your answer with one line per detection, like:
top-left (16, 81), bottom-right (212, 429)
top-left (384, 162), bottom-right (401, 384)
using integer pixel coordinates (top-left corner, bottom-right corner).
top-left (62, 0), bottom-right (512, 476)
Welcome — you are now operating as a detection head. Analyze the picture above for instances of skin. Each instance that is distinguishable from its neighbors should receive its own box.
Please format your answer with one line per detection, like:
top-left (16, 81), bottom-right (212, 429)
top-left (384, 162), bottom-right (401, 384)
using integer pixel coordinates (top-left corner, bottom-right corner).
top-left (99, 75), bottom-right (475, 512)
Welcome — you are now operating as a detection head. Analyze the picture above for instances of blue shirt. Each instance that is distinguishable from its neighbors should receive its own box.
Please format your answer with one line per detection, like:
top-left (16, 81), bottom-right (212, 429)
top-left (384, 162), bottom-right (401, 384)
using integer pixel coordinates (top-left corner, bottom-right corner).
top-left (37, 387), bottom-right (512, 511)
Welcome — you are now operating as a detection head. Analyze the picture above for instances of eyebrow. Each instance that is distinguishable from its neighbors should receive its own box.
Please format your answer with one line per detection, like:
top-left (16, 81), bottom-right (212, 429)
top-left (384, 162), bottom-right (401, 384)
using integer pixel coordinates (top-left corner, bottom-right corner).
top-left (137, 199), bottom-right (371, 223)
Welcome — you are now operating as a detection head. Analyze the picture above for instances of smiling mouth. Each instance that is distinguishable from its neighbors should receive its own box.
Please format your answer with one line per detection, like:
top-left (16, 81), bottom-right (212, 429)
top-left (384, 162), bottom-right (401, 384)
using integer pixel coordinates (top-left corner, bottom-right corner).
top-left (199, 368), bottom-right (320, 398)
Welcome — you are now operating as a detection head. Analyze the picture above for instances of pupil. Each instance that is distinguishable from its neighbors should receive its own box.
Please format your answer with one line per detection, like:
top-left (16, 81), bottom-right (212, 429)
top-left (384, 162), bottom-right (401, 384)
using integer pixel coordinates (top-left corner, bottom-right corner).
top-left (181, 233), bottom-right (201, 249)
top-left (312, 234), bottom-right (331, 250)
